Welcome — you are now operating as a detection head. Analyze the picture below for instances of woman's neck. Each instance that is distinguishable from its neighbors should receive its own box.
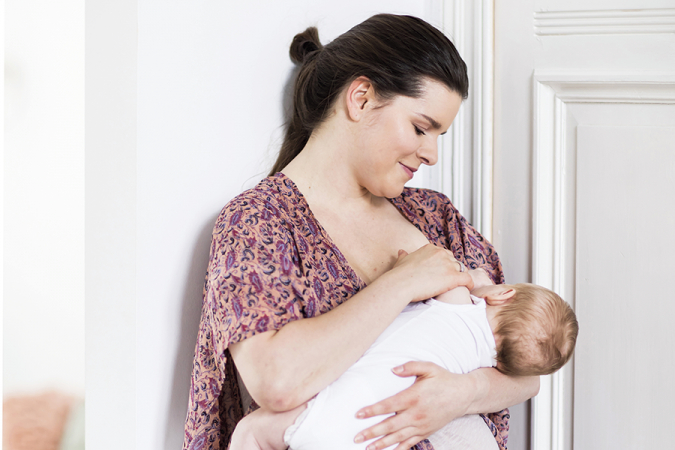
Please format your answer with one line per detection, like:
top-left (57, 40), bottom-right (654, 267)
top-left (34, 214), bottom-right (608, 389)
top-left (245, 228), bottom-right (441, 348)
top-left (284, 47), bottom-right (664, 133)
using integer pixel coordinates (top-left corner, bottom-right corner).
top-left (281, 120), bottom-right (379, 210)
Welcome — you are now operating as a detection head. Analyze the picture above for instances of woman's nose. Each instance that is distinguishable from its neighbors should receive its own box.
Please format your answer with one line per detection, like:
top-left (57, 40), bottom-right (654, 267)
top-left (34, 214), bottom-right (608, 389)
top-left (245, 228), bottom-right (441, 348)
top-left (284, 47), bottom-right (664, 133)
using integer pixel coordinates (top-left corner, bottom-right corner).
top-left (418, 139), bottom-right (439, 166)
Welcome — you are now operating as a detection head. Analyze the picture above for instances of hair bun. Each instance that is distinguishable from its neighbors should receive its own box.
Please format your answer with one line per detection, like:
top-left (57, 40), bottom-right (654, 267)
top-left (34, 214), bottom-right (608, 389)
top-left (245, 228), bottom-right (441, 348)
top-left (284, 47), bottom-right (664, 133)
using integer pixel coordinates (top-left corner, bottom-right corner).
top-left (289, 27), bottom-right (323, 64)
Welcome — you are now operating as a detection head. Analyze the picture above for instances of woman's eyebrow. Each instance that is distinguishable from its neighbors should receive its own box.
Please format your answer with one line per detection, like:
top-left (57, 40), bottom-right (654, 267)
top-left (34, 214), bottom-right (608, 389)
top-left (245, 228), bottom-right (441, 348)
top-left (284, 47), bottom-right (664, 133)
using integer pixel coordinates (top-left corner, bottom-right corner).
top-left (418, 114), bottom-right (447, 135)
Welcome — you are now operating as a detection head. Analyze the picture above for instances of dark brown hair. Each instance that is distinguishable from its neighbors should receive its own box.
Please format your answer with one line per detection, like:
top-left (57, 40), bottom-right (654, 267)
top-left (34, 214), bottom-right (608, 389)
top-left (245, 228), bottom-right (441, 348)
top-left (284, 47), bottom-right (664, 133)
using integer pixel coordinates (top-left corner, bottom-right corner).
top-left (269, 14), bottom-right (469, 176)
top-left (494, 284), bottom-right (579, 377)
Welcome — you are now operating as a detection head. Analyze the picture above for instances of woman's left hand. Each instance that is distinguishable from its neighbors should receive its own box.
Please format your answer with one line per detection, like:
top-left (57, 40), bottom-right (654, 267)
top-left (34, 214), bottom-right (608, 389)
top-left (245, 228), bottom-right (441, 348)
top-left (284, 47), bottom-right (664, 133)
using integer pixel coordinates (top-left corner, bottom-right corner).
top-left (353, 361), bottom-right (475, 450)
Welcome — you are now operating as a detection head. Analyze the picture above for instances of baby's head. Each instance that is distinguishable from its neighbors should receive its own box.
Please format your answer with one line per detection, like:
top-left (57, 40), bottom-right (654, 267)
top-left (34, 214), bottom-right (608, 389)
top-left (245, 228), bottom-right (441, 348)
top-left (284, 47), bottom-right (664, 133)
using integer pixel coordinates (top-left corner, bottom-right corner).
top-left (474, 283), bottom-right (579, 377)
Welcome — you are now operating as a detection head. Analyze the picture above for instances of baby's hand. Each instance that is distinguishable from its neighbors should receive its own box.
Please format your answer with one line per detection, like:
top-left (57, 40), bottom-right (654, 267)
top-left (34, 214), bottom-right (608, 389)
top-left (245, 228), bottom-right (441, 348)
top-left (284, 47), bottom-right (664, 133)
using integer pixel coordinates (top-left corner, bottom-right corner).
top-left (468, 268), bottom-right (493, 290)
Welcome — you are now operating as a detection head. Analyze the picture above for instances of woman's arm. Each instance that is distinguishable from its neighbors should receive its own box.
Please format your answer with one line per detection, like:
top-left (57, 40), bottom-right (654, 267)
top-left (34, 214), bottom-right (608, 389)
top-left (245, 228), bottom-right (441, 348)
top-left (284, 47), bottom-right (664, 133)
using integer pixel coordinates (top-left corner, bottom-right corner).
top-left (229, 245), bottom-right (474, 412)
top-left (352, 364), bottom-right (539, 450)
top-left (468, 367), bottom-right (540, 414)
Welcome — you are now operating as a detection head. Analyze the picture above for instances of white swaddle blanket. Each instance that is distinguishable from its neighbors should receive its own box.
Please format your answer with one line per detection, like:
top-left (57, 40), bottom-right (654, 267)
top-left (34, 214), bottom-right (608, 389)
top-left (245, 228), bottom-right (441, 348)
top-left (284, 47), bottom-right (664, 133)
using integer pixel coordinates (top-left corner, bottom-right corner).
top-left (284, 297), bottom-right (498, 450)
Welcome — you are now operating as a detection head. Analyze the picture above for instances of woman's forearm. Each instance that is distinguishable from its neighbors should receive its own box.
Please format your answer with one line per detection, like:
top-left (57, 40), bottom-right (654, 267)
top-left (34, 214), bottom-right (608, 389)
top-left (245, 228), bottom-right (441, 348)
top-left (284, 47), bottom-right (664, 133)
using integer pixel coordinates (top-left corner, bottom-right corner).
top-left (466, 367), bottom-right (540, 415)
top-left (229, 271), bottom-right (413, 412)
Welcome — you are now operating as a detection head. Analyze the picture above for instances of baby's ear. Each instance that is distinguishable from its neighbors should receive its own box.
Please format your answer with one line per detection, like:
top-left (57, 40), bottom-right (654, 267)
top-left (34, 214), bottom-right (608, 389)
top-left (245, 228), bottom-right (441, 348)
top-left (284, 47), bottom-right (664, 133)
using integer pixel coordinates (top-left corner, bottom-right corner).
top-left (484, 288), bottom-right (516, 306)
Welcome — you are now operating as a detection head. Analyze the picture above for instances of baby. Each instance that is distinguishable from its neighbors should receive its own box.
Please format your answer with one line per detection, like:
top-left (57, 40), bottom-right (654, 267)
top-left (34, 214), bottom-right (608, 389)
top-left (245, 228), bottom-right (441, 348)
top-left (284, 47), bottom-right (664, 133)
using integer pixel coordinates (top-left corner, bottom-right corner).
top-left (231, 282), bottom-right (579, 450)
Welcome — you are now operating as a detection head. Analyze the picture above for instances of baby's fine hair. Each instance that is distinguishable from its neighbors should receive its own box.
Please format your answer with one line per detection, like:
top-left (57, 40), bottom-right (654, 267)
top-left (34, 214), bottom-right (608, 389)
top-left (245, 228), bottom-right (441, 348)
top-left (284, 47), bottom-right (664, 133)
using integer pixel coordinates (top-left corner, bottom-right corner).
top-left (494, 284), bottom-right (578, 376)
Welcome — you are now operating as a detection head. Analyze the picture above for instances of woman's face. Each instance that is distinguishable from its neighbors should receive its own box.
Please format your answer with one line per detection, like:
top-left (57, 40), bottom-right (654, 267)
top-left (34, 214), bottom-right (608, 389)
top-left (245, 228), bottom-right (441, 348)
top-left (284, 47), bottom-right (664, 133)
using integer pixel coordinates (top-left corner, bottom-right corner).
top-left (352, 78), bottom-right (463, 198)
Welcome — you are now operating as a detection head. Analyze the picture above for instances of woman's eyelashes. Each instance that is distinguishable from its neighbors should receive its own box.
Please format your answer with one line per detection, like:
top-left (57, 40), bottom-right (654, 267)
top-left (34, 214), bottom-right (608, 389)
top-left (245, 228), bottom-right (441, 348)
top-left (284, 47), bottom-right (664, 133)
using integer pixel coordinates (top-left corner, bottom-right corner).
top-left (414, 125), bottom-right (426, 136)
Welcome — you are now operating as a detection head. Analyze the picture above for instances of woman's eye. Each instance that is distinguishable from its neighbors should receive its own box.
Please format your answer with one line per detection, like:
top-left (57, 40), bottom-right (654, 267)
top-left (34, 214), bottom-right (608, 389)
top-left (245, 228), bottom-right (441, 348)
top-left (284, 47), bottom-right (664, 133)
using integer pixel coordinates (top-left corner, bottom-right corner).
top-left (414, 125), bottom-right (426, 136)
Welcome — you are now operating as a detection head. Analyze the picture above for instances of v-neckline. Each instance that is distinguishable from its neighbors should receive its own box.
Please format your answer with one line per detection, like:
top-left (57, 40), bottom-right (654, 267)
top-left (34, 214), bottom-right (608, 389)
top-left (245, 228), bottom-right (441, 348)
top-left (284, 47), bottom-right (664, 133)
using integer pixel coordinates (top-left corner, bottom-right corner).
top-left (274, 172), bottom-right (431, 289)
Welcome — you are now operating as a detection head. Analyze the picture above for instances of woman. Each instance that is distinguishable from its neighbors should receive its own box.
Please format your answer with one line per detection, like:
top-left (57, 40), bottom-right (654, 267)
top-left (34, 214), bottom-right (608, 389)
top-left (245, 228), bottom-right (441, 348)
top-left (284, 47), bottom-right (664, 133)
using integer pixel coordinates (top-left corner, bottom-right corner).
top-left (183, 14), bottom-right (538, 450)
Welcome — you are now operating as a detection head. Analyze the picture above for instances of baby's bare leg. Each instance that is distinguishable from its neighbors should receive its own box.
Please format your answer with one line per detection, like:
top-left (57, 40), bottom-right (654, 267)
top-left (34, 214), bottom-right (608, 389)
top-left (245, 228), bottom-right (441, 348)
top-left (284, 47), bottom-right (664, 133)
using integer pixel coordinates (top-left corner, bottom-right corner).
top-left (230, 403), bottom-right (307, 450)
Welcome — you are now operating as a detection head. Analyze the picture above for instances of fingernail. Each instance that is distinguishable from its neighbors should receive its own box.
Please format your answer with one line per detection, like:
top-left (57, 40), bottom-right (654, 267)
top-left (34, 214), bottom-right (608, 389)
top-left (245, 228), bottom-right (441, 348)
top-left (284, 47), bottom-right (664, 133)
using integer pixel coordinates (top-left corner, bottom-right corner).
top-left (392, 365), bottom-right (403, 374)
top-left (366, 445), bottom-right (374, 450)
top-left (354, 434), bottom-right (364, 443)
top-left (356, 411), bottom-right (365, 419)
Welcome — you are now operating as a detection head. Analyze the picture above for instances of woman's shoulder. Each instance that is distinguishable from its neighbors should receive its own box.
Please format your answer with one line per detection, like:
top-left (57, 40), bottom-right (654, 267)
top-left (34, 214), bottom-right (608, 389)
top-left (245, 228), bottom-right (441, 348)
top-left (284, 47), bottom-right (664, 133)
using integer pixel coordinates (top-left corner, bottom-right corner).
top-left (221, 174), bottom-right (295, 208)
top-left (213, 174), bottom-right (306, 243)
top-left (215, 174), bottom-right (304, 227)
top-left (394, 186), bottom-right (456, 215)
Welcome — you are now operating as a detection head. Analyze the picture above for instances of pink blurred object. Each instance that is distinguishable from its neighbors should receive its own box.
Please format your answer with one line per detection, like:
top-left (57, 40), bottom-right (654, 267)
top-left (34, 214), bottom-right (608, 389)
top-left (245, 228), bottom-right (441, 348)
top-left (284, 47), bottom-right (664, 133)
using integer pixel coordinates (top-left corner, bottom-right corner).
top-left (3, 391), bottom-right (76, 450)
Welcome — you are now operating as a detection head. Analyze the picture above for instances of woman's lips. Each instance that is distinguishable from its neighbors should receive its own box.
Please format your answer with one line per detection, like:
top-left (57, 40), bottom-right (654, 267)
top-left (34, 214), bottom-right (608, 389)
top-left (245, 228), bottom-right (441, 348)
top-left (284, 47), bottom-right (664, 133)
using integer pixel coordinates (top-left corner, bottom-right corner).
top-left (400, 163), bottom-right (416, 179)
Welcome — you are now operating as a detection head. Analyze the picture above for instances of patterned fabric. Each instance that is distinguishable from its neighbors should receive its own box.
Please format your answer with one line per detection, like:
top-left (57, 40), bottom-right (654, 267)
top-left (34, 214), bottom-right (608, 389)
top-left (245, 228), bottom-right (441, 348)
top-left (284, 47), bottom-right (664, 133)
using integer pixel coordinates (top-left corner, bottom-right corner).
top-left (182, 173), bottom-right (509, 450)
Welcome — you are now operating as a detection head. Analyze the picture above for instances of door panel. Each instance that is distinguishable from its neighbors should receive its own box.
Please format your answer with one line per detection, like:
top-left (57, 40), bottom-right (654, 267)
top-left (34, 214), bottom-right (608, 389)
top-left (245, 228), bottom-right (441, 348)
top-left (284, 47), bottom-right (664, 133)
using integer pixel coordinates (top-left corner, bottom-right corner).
top-left (495, 1), bottom-right (675, 449)
top-left (575, 125), bottom-right (675, 449)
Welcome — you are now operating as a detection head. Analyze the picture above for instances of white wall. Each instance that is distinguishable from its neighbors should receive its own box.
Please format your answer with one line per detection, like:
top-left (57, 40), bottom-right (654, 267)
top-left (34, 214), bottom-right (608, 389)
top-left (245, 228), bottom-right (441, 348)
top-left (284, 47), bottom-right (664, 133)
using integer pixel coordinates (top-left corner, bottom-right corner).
top-left (84, 0), bottom-right (137, 448)
top-left (4, 0), bottom-right (85, 397)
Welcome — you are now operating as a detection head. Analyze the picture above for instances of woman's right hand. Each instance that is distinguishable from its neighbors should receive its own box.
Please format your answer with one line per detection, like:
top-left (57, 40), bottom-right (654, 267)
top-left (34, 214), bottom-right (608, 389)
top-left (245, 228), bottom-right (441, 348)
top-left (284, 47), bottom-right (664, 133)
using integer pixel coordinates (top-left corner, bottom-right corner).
top-left (353, 361), bottom-right (474, 450)
top-left (387, 244), bottom-right (474, 302)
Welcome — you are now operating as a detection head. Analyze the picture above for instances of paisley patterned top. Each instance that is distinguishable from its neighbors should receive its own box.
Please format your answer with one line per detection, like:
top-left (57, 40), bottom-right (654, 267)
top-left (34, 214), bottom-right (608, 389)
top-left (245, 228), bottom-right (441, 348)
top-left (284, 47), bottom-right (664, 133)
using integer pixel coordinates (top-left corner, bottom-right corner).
top-left (182, 173), bottom-right (510, 450)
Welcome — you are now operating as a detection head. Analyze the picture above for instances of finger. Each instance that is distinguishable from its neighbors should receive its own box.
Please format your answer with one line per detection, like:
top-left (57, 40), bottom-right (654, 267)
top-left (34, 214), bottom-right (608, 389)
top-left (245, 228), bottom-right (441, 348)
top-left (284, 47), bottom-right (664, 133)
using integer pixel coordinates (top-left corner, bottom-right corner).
top-left (392, 436), bottom-right (426, 450)
top-left (355, 412), bottom-right (414, 443)
top-left (357, 362), bottom-right (439, 419)
top-left (462, 271), bottom-right (475, 290)
top-left (356, 362), bottom-right (444, 419)
top-left (442, 252), bottom-right (474, 289)
top-left (449, 270), bottom-right (474, 291)
top-left (356, 391), bottom-right (411, 419)
top-left (358, 425), bottom-right (417, 450)
top-left (356, 377), bottom-right (428, 419)
top-left (455, 260), bottom-right (465, 273)
top-left (391, 361), bottom-right (439, 378)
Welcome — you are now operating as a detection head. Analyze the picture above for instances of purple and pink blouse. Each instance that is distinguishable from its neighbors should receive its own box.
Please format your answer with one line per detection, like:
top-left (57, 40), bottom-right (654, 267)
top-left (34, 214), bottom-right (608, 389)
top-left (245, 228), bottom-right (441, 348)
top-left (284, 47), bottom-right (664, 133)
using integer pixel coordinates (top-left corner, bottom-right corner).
top-left (182, 173), bottom-right (510, 450)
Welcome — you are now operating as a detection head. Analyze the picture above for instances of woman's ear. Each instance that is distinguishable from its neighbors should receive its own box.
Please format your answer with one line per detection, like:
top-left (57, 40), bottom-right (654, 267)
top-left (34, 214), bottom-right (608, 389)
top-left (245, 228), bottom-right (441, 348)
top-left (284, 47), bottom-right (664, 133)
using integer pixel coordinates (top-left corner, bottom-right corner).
top-left (345, 76), bottom-right (375, 121)
top-left (484, 288), bottom-right (516, 306)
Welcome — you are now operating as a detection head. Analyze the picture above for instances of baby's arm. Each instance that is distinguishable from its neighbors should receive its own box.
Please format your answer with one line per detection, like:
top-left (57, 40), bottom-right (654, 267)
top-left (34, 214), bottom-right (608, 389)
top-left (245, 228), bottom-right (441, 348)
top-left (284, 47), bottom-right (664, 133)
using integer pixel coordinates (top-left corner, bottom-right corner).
top-left (434, 286), bottom-right (472, 304)
top-left (230, 403), bottom-right (307, 450)
top-left (436, 266), bottom-right (495, 305)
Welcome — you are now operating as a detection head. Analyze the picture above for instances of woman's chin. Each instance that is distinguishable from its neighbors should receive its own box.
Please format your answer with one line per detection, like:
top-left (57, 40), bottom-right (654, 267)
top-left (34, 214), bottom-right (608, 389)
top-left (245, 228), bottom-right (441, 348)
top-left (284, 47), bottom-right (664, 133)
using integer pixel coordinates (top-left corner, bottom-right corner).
top-left (362, 178), bottom-right (407, 199)
top-left (380, 185), bottom-right (406, 199)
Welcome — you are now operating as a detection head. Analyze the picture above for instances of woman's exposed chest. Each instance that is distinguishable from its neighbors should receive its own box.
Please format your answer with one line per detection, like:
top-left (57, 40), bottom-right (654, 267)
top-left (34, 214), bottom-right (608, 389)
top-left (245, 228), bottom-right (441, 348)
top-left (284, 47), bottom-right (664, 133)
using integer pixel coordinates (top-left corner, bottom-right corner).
top-left (310, 199), bottom-right (431, 285)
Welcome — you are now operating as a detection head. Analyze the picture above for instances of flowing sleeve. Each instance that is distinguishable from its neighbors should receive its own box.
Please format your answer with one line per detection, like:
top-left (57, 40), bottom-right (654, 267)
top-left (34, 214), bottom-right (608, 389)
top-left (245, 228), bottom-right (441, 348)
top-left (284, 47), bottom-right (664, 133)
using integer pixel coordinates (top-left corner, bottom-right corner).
top-left (439, 197), bottom-right (505, 285)
top-left (206, 194), bottom-right (306, 357)
top-left (182, 191), bottom-right (309, 450)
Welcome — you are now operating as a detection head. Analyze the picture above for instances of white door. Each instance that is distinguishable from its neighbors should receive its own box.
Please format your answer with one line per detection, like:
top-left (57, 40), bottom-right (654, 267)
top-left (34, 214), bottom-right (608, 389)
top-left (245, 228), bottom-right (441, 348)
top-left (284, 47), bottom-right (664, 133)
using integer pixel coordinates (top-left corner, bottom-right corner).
top-left (494, 1), bottom-right (675, 450)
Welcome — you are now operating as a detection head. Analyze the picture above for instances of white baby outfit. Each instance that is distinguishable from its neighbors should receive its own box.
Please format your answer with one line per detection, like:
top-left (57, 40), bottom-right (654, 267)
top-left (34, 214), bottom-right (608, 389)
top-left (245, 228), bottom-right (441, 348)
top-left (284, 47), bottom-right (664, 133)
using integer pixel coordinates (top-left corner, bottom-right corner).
top-left (284, 296), bottom-right (497, 450)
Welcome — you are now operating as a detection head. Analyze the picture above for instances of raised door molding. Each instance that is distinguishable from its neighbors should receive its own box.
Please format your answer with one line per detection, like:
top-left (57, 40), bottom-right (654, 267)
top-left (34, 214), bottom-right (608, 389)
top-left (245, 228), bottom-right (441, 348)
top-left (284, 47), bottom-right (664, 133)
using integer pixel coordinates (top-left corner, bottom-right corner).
top-left (534, 8), bottom-right (675, 36)
top-left (423, 0), bottom-right (494, 238)
top-left (531, 70), bottom-right (675, 450)
top-left (534, 70), bottom-right (675, 103)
